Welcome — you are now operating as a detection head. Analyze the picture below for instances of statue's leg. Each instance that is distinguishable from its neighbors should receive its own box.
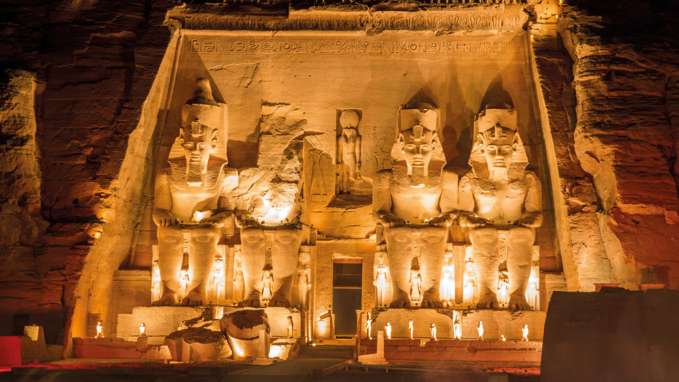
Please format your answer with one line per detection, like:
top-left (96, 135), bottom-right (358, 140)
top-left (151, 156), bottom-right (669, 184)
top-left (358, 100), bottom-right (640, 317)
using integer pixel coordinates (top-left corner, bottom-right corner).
top-left (156, 225), bottom-right (183, 305)
top-left (183, 225), bottom-right (220, 305)
top-left (470, 227), bottom-right (500, 309)
top-left (507, 227), bottom-right (534, 310)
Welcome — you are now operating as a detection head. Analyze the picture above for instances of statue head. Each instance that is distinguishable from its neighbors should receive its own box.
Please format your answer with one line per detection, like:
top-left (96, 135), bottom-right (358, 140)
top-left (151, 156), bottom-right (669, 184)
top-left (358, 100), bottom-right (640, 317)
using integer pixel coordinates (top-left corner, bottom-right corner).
top-left (339, 109), bottom-right (360, 130)
top-left (469, 106), bottom-right (527, 180)
top-left (179, 120), bottom-right (218, 186)
top-left (175, 78), bottom-right (226, 185)
top-left (393, 103), bottom-right (444, 184)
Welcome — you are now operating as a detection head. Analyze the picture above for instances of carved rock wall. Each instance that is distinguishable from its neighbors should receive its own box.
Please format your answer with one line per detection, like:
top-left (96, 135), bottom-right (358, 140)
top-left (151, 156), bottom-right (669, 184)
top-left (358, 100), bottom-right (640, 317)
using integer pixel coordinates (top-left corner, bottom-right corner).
top-left (539, 3), bottom-right (679, 289)
top-left (531, 23), bottom-right (614, 292)
top-left (0, 70), bottom-right (50, 332)
top-left (0, 0), bottom-right (173, 343)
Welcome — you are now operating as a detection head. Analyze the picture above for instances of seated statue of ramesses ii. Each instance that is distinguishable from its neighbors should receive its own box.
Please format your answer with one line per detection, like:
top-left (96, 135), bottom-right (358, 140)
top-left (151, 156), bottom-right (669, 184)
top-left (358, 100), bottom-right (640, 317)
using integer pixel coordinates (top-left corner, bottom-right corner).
top-left (373, 103), bottom-right (458, 308)
top-left (152, 78), bottom-right (237, 306)
top-left (458, 105), bottom-right (542, 310)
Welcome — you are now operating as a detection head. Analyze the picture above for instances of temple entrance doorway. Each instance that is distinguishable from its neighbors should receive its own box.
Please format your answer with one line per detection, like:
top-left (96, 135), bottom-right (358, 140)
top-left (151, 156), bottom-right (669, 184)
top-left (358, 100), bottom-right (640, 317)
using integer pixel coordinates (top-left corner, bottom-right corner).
top-left (332, 261), bottom-right (362, 338)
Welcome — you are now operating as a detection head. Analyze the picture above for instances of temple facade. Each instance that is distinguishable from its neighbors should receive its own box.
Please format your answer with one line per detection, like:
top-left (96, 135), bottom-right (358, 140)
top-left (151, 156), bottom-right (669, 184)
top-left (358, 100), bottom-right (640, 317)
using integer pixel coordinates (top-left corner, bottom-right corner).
top-left (91, 2), bottom-right (559, 351)
top-left (4, 0), bottom-right (665, 364)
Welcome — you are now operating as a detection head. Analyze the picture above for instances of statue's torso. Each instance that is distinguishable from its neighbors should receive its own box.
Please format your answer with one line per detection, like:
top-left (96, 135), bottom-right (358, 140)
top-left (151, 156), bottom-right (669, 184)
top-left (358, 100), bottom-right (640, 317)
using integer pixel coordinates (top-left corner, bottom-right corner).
top-left (390, 167), bottom-right (442, 224)
top-left (470, 173), bottom-right (531, 225)
top-left (167, 157), bottom-right (227, 223)
top-left (340, 133), bottom-right (358, 163)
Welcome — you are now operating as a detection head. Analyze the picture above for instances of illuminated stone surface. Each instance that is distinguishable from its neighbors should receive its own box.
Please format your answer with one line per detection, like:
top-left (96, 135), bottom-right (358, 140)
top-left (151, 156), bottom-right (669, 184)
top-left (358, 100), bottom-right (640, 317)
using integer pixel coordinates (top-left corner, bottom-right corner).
top-left (0, 0), bottom-right (677, 370)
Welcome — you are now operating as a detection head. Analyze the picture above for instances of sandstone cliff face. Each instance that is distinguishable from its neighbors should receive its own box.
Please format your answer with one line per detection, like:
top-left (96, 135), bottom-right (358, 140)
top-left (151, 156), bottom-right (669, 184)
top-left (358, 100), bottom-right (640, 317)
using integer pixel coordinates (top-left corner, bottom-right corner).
top-left (547, 3), bottom-right (679, 289)
top-left (0, 71), bottom-right (50, 327)
top-left (531, 22), bottom-right (614, 291)
top-left (0, 1), bottom-right (172, 342)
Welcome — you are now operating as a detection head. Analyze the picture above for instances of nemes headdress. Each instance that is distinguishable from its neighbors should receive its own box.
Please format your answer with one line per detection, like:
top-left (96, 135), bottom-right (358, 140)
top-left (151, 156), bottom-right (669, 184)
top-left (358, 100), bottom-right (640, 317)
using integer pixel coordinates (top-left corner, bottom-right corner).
top-left (171, 78), bottom-right (227, 160)
top-left (391, 103), bottom-right (445, 163)
top-left (469, 106), bottom-right (528, 178)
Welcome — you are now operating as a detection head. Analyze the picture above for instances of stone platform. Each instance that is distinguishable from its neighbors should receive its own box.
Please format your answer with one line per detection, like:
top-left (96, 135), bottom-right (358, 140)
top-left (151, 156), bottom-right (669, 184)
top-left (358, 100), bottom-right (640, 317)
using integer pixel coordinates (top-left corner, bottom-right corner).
top-left (73, 338), bottom-right (171, 361)
top-left (361, 309), bottom-right (546, 341)
top-left (358, 338), bottom-right (542, 364)
top-left (117, 306), bottom-right (303, 344)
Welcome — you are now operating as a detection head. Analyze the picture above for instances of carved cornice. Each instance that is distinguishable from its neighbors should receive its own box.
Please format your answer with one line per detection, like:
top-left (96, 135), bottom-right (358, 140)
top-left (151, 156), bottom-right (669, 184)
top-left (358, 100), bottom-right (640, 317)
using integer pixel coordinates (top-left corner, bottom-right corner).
top-left (166, 5), bottom-right (531, 33)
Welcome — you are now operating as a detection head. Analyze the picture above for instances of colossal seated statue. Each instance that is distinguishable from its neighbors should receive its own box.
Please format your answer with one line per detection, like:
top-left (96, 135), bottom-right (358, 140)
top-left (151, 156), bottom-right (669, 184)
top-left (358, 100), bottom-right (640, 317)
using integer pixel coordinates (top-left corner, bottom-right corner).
top-left (232, 103), bottom-right (306, 308)
top-left (458, 105), bottom-right (542, 310)
top-left (373, 103), bottom-right (458, 308)
top-left (152, 78), bottom-right (237, 306)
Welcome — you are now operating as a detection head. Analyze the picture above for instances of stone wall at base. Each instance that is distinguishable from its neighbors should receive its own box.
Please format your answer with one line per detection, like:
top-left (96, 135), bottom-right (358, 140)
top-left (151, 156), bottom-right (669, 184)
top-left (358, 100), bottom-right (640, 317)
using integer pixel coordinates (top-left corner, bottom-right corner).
top-left (542, 289), bottom-right (679, 382)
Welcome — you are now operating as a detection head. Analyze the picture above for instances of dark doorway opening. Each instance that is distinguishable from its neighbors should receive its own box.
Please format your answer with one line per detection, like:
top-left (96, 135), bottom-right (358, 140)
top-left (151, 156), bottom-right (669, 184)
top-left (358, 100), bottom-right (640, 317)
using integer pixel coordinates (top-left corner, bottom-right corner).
top-left (332, 262), bottom-right (362, 338)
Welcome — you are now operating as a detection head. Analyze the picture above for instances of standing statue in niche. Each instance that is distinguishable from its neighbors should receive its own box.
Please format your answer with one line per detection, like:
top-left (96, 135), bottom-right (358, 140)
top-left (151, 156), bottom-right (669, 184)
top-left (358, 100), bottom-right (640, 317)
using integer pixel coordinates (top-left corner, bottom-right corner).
top-left (458, 105), bottom-right (542, 310)
top-left (261, 263), bottom-right (274, 307)
top-left (337, 110), bottom-right (361, 194)
top-left (409, 258), bottom-right (423, 307)
top-left (297, 247), bottom-right (312, 308)
top-left (373, 245), bottom-right (391, 308)
top-left (336, 109), bottom-right (371, 197)
top-left (373, 103), bottom-right (458, 308)
top-left (439, 247), bottom-right (455, 307)
top-left (152, 78), bottom-right (237, 305)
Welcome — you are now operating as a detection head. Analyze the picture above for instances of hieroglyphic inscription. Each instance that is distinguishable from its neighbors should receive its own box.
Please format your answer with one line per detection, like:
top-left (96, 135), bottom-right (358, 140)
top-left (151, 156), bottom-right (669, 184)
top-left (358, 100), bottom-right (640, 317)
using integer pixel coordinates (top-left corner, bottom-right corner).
top-left (189, 38), bottom-right (510, 57)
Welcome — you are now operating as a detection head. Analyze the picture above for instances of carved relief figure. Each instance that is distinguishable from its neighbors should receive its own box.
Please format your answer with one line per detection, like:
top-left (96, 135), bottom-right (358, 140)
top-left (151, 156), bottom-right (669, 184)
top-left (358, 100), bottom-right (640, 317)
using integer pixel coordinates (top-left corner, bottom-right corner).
top-left (337, 110), bottom-right (362, 194)
top-left (297, 247), bottom-right (312, 308)
top-left (261, 264), bottom-right (274, 307)
top-left (373, 103), bottom-right (458, 307)
top-left (373, 246), bottom-right (391, 307)
top-left (232, 246), bottom-right (244, 302)
top-left (439, 248), bottom-right (455, 307)
top-left (152, 78), bottom-right (237, 305)
top-left (336, 109), bottom-right (371, 197)
top-left (409, 258), bottom-right (423, 306)
top-left (458, 105), bottom-right (542, 310)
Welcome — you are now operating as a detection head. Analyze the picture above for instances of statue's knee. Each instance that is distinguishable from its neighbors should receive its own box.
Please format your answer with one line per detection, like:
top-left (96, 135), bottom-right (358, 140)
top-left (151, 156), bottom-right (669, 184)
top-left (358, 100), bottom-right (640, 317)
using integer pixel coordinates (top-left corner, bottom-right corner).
top-left (509, 227), bottom-right (534, 243)
top-left (469, 228), bottom-right (497, 245)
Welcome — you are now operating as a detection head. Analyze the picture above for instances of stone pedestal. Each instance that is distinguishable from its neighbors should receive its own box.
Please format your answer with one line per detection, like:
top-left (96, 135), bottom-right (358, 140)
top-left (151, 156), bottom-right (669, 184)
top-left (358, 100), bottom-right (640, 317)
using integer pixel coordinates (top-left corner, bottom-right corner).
top-left (360, 308), bottom-right (546, 341)
top-left (72, 338), bottom-right (171, 361)
top-left (358, 338), bottom-right (542, 365)
top-left (117, 306), bottom-right (302, 344)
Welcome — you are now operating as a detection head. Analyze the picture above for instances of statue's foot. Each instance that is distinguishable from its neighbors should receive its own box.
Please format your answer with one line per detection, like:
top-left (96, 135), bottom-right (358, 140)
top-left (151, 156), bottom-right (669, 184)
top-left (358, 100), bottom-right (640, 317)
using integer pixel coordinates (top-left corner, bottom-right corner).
top-left (476, 293), bottom-right (499, 309)
top-left (238, 292), bottom-right (262, 307)
top-left (181, 286), bottom-right (203, 306)
top-left (389, 298), bottom-right (411, 308)
top-left (420, 299), bottom-right (442, 308)
top-left (508, 292), bottom-right (531, 311)
top-left (152, 290), bottom-right (178, 306)
top-left (269, 296), bottom-right (290, 307)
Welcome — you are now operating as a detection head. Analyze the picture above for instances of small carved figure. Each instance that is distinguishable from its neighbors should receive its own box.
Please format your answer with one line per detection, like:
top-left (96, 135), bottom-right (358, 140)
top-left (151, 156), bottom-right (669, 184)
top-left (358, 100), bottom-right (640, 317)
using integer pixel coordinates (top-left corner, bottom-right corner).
top-left (409, 258), bottom-right (423, 306)
top-left (439, 249), bottom-right (455, 307)
top-left (261, 264), bottom-right (274, 307)
top-left (297, 247), bottom-right (312, 308)
top-left (210, 254), bottom-right (226, 303)
top-left (337, 110), bottom-right (362, 194)
top-left (373, 248), bottom-right (390, 307)
top-left (232, 246), bottom-right (244, 302)
top-left (287, 316), bottom-right (294, 338)
top-left (458, 105), bottom-right (542, 310)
